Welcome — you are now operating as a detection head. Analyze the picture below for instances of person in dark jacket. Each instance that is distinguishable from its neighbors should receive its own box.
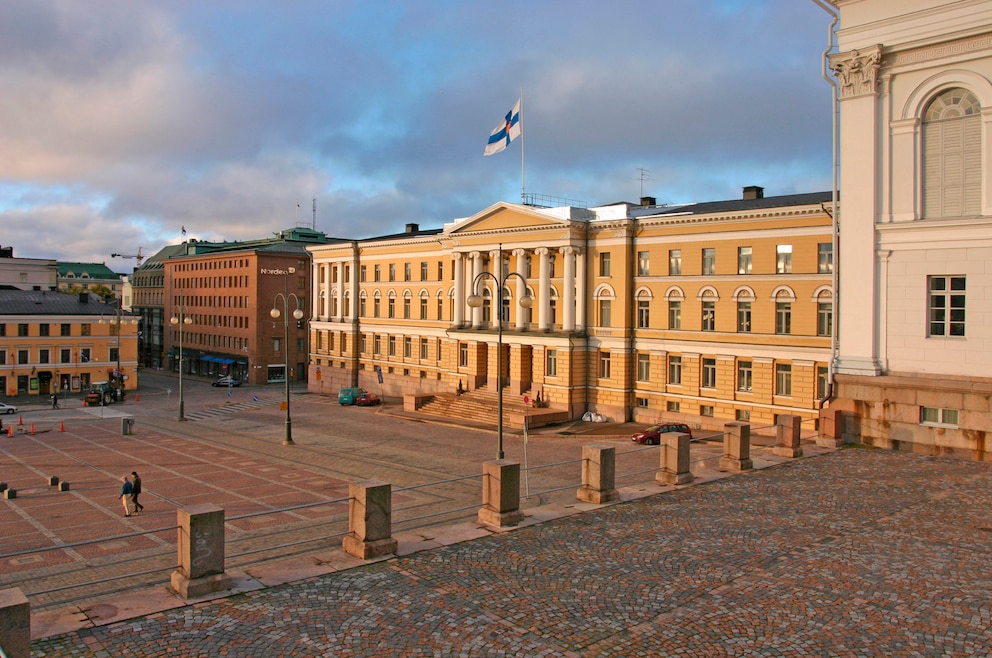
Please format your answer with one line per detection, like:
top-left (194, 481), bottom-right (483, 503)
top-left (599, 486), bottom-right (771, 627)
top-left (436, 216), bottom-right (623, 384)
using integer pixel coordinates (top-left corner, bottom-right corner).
top-left (119, 476), bottom-right (134, 517)
top-left (131, 471), bottom-right (144, 512)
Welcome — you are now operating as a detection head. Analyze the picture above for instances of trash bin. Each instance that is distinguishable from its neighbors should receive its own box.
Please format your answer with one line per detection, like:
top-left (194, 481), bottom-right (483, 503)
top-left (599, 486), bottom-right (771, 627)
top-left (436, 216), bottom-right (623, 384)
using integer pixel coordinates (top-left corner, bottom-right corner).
top-left (121, 417), bottom-right (135, 435)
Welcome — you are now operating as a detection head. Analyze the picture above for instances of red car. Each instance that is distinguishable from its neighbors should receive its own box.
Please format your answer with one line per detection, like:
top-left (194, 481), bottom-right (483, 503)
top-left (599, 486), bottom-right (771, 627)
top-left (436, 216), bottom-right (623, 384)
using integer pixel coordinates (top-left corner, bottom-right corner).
top-left (631, 422), bottom-right (692, 445)
top-left (355, 392), bottom-right (381, 407)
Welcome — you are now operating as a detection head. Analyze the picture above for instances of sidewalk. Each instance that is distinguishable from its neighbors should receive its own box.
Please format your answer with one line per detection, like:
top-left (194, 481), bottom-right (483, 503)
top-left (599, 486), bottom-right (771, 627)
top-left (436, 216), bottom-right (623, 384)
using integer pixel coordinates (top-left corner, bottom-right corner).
top-left (27, 447), bottom-right (992, 656)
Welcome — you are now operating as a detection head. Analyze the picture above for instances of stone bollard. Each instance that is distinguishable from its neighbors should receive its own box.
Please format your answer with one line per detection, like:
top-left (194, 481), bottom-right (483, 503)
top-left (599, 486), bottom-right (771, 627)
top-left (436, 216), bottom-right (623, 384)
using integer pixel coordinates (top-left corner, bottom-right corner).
top-left (657, 432), bottom-right (693, 485)
top-left (3, 489), bottom-right (15, 500)
top-left (0, 482), bottom-right (6, 492)
top-left (343, 480), bottom-right (398, 559)
top-left (0, 587), bottom-right (30, 658)
top-left (47, 476), bottom-right (59, 486)
top-left (816, 408), bottom-right (848, 448)
top-left (170, 504), bottom-right (232, 599)
top-left (478, 460), bottom-right (525, 527)
top-left (774, 414), bottom-right (804, 458)
top-left (576, 444), bottom-right (619, 504)
top-left (59, 482), bottom-right (70, 492)
top-left (720, 422), bottom-right (754, 471)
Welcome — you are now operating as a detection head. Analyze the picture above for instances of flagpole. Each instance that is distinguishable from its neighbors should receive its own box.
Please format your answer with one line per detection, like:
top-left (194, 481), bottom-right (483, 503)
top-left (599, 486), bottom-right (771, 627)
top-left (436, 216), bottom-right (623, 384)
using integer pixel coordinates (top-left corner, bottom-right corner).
top-left (519, 88), bottom-right (526, 204)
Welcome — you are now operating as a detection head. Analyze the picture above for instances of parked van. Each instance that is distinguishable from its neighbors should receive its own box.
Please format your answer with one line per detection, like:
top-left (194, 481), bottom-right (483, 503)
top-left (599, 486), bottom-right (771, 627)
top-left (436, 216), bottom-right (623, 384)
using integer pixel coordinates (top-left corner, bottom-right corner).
top-left (338, 387), bottom-right (367, 405)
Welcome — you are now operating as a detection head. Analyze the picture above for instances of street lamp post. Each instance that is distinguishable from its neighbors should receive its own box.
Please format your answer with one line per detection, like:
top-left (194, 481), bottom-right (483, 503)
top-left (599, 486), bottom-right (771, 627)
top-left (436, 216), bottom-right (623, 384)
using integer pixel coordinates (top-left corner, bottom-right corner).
top-left (170, 303), bottom-right (192, 421)
top-left (99, 303), bottom-right (138, 399)
top-left (271, 268), bottom-right (304, 446)
top-left (466, 246), bottom-right (533, 460)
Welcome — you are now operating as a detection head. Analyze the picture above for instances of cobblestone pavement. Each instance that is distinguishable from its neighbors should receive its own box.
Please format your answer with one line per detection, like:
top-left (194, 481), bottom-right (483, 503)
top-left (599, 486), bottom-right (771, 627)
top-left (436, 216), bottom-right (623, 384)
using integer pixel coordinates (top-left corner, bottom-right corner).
top-left (28, 448), bottom-right (992, 657)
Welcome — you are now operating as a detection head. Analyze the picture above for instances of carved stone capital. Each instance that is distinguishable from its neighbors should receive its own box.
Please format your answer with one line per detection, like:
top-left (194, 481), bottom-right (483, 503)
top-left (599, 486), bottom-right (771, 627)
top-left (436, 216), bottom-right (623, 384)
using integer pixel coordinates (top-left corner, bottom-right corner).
top-left (830, 45), bottom-right (882, 98)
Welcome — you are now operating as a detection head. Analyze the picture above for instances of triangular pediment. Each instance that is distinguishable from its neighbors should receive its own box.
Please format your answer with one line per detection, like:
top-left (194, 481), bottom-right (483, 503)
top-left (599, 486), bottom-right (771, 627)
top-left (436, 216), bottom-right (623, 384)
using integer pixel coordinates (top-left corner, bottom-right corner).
top-left (444, 202), bottom-right (573, 236)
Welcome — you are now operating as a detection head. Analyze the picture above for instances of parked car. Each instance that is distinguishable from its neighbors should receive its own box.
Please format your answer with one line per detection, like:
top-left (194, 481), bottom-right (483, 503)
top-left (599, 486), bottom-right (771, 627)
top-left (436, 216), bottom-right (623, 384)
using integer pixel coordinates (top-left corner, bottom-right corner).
top-left (338, 387), bottom-right (367, 405)
top-left (631, 422), bottom-right (693, 445)
top-left (212, 376), bottom-right (241, 387)
top-left (355, 391), bottom-right (381, 407)
top-left (0, 402), bottom-right (17, 414)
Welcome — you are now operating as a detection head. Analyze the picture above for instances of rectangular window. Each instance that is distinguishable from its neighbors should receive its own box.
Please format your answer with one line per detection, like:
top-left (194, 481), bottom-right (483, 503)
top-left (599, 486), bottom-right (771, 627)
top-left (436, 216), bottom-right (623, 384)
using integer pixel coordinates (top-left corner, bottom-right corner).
top-left (18, 323), bottom-right (28, 337)
top-left (18, 349), bottom-right (29, 364)
top-left (404, 263), bottom-right (411, 281)
top-left (737, 301), bottom-right (752, 333)
top-left (436, 338), bottom-right (441, 362)
top-left (669, 250), bottom-right (682, 276)
top-left (667, 401), bottom-right (680, 412)
top-left (374, 264), bottom-right (381, 282)
top-left (360, 265), bottom-right (367, 282)
top-left (599, 351), bottom-right (611, 379)
top-left (818, 243), bottom-right (833, 274)
top-left (928, 276), bottom-right (966, 337)
top-left (437, 297), bottom-right (443, 320)
top-left (459, 343), bottom-right (468, 367)
top-left (669, 300), bottom-right (682, 329)
top-left (39, 324), bottom-right (50, 337)
top-left (388, 336), bottom-right (396, 356)
top-left (776, 244), bottom-right (793, 274)
top-left (700, 405), bottom-right (714, 417)
top-left (817, 302), bottom-right (833, 337)
top-left (637, 300), bottom-right (650, 328)
top-left (738, 247), bottom-right (752, 275)
top-left (702, 358), bottom-right (716, 388)
top-left (636, 397), bottom-right (649, 408)
top-left (420, 262), bottom-right (428, 281)
top-left (599, 299), bottom-right (612, 327)
top-left (403, 337), bottom-right (412, 358)
top-left (420, 298), bottom-right (428, 320)
top-left (546, 348), bottom-right (557, 376)
top-left (738, 361), bottom-right (753, 392)
top-left (39, 348), bottom-right (50, 364)
top-left (736, 409), bottom-right (751, 421)
top-left (374, 297), bottom-right (381, 318)
top-left (776, 363), bottom-right (792, 396)
top-left (920, 406), bottom-right (959, 427)
top-left (669, 356), bottom-right (682, 385)
top-left (374, 335), bottom-right (381, 355)
top-left (599, 252), bottom-right (611, 277)
top-left (60, 348), bottom-right (71, 363)
top-left (403, 297), bottom-right (411, 319)
top-left (701, 301), bottom-right (715, 331)
top-left (702, 248), bottom-right (716, 275)
top-left (420, 338), bottom-right (428, 360)
top-left (637, 251), bottom-right (650, 276)
top-left (817, 365), bottom-right (829, 399)
top-left (389, 264), bottom-right (396, 281)
top-left (438, 262), bottom-right (444, 281)
top-left (776, 302), bottom-right (792, 335)
top-left (61, 323), bottom-right (71, 336)
top-left (637, 353), bottom-right (650, 382)
top-left (359, 297), bottom-right (367, 317)
top-left (81, 324), bottom-right (91, 336)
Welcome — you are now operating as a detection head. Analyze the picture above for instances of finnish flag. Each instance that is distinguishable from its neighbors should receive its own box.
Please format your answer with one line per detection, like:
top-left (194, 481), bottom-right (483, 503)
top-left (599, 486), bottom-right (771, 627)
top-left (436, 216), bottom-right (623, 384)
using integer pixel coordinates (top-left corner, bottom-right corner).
top-left (484, 98), bottom-right (521, 156)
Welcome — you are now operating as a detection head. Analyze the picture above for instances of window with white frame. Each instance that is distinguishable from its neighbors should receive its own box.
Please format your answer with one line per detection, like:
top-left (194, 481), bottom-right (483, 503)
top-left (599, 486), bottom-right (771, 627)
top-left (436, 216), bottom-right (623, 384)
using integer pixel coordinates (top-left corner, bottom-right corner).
top-left (817, 294), bottom-right (833, 337)
top-left (667, 401), bottom-right (680, 412)
top-left (420, 338), bottom-right (428, 360)
top-left (702, 248), bottom-right (716, 275)
top-left (388, 295), bottom-right (395, 318)
top-left (702, 358), bottom-right (716, 388)
top-left (923, 88), bottom-right (981, 219)
top-left (637, 299), bottom-right (650, 328)
top-left (420, 294), bottom-right (428, 320)
top-left (920, 406), bottom-right (959, 427)
top-left (599, 298), bottom-right (612, 327)
top-left (546, 348), bottom-right (557, 376)
top-left (459, 342), bottom-right (468, 367)
top-left (374, 335), bottom-right (381, 355)
top-left (637, 353), bottom-right (650, 382)
top-left (928, 275), bottom-right (965, 337)
top-left (599, 351), bottom-right (611, 379)
top-left (700, 405), bottom-right (714, 417)
top-left (737, 301), bottom-right (752, 333)
top-left (818, 243), bottom-right (833, 274)
top-left (669, 355), bottom-right (682, 385)
top-left (776, 300), bottom-right (792, 335)
top-left (388, 336), bottom-right (396, 356)
top-left (638, 251), bottom-right (650, 276)
top-left (776, 245), bottom-right (792, 274)
top-left (403, 293), bottom-right (411, 319)
top-left (775, 363), bottom-right (792, 396)
top-left (669, 250), bottom-right (682, 275)
top-left (738, 247), bottom-right (752, 275)
top-left (817, 365), bottom-right (829, 399)
top-left (669, 299), bottom-right (682, 329)
top-left (420, 261), bottom-right (428, 281)
top-left (599, 252), bottom-right (611, 277)
top-left (738, 360), bottom-right (752, 392)
top-left (701, 300), bottom-right (715, 331)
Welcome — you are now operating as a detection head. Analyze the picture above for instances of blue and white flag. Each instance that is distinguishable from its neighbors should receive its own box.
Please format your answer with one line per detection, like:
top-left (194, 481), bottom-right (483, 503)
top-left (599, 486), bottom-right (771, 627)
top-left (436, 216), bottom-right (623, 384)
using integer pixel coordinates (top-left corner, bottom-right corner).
top-left (484, 98), bottom-right (521, 156)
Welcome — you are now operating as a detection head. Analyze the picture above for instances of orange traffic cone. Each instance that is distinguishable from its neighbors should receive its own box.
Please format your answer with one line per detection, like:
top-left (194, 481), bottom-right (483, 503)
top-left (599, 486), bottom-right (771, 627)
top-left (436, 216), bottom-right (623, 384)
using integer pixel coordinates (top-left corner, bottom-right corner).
top-left (135, 394), bottom-right (140, 402)
top-left (6, 426), bottom-right (11, 437)
top-left (59, 421), bottom-right (65, 432)
top-left (18, 415), bottom-right (23, 426)
top-left (30, 424), bottom-right (35, 435)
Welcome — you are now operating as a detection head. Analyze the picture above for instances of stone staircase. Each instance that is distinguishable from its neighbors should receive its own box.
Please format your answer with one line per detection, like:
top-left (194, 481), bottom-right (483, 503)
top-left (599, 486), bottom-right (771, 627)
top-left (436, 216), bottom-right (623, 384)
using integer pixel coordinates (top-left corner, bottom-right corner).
top-left (414, 386), bottom-right (569, 430)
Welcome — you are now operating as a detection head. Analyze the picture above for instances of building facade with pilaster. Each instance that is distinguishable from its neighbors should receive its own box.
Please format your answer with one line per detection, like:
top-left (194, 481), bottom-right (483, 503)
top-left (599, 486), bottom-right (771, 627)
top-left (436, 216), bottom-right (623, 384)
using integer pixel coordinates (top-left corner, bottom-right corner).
top-left (308, 189), bottom-right (834, 430)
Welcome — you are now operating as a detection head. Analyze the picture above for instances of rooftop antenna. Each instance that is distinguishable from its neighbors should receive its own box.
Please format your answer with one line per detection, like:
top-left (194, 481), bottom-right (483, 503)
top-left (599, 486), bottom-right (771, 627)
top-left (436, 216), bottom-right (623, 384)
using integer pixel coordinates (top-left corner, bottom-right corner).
top-left (637, 168), bottom-right (651, 198)
top-left (312, 197), bottom-right (317, 230)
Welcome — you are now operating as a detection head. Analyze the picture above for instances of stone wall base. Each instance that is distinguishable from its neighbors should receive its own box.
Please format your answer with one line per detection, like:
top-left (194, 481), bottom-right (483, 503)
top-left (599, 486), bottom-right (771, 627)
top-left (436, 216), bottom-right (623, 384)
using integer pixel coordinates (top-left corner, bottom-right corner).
top-left (576, 485), bottom-right (619, 504)
top-left (477, 507), bottom-right (525, 528)
top-left (656, 471), bottom-right (693, 486)
top-left (170, 570), bottom-right (233, 599)
top-left (342, 534), bottom-right (398, 560)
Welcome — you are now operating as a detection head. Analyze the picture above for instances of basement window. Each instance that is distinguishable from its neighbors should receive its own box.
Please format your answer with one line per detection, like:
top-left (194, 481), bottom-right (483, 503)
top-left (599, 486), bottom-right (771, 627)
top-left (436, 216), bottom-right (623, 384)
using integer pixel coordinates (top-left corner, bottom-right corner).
top-left (920, 406), bottom-right (959, 428)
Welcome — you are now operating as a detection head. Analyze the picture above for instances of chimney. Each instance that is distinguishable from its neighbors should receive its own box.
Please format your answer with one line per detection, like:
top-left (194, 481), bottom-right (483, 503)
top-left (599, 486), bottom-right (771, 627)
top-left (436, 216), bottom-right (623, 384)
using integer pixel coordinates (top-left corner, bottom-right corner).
top-left (742, 186), bottom-right (764, 200)
top-left (640, 196), bottom-right (657, 207)
top-left (405, 223), bottom-right (419, 234)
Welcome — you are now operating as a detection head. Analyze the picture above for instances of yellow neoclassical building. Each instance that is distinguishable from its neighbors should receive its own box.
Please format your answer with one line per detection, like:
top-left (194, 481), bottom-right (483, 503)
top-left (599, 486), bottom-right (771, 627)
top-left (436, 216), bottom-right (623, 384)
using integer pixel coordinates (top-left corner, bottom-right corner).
top-left (307, 187), bottom-right (834, 430)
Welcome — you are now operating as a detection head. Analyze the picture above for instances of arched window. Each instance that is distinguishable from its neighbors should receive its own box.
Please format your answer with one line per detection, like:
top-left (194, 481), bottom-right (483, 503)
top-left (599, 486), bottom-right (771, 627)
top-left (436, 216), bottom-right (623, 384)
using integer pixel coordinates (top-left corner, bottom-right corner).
top-left (923, 88), bottom-right (981, 218)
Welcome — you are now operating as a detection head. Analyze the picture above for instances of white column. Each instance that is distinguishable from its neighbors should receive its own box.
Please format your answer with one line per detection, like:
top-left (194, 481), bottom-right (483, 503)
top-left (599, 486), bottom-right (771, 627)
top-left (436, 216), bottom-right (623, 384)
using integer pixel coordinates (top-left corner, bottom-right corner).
top-left (322, 263), bottom-right (332, 320)
top-left (452, 253), bottom-right (464, 326)
top-left (335, 263), bottom-right (345, 322)
top-left (562, 246), bottom-right (576, 332)
top-left (471, 252), bottom-right (483, 329)
top-left (350, 260), bottom-right (359, 321)
top-left (312, 263), bottom-right (322, 322)
top-left (489, 249), bottom-right (501, 329)
top-left (575, 249), bottom-right (586, 330)
top-left (536, 247), bottom-right (550, 331)
top-left (513, 248), bottom-right (527, 330)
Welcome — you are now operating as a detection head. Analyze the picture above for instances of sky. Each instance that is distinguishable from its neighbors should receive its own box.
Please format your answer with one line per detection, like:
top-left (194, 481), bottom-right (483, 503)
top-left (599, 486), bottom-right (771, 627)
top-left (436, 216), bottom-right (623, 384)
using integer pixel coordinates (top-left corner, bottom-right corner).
top-left (1, 0), bottom-right (837, 270)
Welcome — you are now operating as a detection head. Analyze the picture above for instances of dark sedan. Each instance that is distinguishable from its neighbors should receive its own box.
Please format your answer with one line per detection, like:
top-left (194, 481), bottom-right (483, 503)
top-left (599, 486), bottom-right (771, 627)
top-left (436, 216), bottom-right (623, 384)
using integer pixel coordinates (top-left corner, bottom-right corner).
top-left (355, 392), bottom-right (381, 406)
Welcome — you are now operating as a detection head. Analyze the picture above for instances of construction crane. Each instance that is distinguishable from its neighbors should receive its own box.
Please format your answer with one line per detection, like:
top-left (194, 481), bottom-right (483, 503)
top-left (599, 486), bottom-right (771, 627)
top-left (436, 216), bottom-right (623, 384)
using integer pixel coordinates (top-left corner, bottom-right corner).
top-left (111, 247), bottom-right (144, 263)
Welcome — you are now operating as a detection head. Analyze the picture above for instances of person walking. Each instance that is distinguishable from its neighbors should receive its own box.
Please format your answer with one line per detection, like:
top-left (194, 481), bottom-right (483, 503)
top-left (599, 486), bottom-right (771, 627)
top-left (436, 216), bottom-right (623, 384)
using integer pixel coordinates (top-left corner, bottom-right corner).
top-left (131, 471), bottom-right (144, 512)
top-left (119, 475), bottom-right (134, 517)
top-left (51, 394), bottom-right (59, 409)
